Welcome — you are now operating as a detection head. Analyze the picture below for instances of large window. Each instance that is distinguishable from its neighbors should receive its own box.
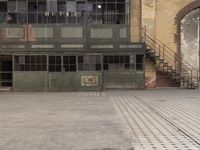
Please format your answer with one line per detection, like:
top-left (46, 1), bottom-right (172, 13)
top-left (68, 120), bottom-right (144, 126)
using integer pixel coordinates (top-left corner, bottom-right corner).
top-left (78, 55), bottom-right (101, 71)
top-left (63, 56), bottom-right (76, 72)
top-left (103, 55), bottom-right (143, 71)
top-left (14, 55), bottom-right (47, 71)
top-left (49, 56), bottom-right (61, 72)
top-left (136, 55), bottom-right (144, 71)
top-left (0, 0), bottom-right (129, 24)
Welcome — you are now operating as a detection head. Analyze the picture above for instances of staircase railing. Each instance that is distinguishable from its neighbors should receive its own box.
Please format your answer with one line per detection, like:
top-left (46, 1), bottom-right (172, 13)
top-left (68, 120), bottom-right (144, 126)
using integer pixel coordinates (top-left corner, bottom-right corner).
top-left (141, 27), bottom-right (199, 88)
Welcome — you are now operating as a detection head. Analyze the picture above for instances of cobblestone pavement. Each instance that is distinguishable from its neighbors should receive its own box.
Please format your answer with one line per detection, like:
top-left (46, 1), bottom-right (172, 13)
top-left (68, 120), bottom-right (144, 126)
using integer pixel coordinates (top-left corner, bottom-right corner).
top-left (109, 90), bottom-right (200, 150)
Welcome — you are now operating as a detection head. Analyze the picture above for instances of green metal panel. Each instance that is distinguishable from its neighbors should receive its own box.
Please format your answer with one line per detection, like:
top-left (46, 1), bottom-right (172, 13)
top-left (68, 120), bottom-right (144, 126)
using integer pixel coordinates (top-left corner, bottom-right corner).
top-left (104, 71), bottom-right (144, 89)
top-left (48, 73), bottom-right (63, 92)
top-left (48, 72), bottom-right (102, 91)
top-left (13, 71), bottom-right (48, 92)
top-left (135, 72), bottom-right (145, 89)
top-left (62, 73), bottom-right (79, 91)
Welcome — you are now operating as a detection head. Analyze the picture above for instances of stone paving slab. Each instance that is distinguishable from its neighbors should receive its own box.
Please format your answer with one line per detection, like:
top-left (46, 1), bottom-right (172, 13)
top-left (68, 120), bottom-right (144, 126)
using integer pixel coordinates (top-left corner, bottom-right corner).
top-left (1, 90), bottom-right (200, 150)
top-left (0, 92), bottom-right (131, 150)
top-left (109, 90), bottom-right (200, 150)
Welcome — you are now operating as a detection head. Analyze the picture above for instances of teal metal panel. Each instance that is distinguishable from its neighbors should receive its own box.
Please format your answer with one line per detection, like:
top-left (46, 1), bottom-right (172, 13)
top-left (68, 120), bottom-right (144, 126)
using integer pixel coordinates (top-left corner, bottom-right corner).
top-left (48, 73), bottom-right (63, 92)
top-left (48, 72), bottom-right (102, 91)
top-left (13, 71), bottom-right (48, 92)
top-left (104, 71), bottom-right (144, 89)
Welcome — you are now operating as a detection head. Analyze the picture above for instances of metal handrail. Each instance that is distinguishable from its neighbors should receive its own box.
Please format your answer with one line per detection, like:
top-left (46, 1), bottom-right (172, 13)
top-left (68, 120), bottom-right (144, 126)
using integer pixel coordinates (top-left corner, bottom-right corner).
top-left (141, 27), bottom-right (199, 87)
top-left (142, 27), bottom-right (198, 71)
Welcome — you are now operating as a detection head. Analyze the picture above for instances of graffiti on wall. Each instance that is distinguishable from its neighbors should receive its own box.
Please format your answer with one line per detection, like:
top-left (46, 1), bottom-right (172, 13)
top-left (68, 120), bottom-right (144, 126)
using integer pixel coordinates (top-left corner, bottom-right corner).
top-left (145, 59), bottom-right (156, 88)
top-left (81, 76), bottom-right (98, 86)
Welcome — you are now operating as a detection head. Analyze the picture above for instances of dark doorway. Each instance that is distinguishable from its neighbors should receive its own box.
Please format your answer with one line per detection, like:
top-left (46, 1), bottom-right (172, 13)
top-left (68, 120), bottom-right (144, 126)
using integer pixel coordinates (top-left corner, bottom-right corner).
top-left (0, 55), bottom-right (12, 87)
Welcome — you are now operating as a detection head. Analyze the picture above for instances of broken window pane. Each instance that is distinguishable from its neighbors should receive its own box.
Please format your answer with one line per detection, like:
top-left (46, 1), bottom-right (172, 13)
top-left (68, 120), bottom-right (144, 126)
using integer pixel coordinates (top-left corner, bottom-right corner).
top-left (66, 1), bottom-right (76, 12)
top-left (8, 0), bottom-right (17, 13)
top-left (47, 0), bottom-right (57, 12)
top-left (7, 13), bottom-right (17, 23)
top-left (17, 0), bottom-right (26, 12)
top-left (78, 55), bottom-right (101, 71)
top-left (0, 0), bottom-right (129, 24)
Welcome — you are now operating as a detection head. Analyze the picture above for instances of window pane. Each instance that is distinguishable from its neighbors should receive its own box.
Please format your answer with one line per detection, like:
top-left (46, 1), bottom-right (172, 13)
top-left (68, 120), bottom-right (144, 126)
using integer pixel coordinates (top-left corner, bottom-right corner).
top-left (0, 0), bottom-right (129, 24)
top-left (0, 2), bottom-right (7, 12)
top-left (49, 56), bottom-right (61, 72)
top-left (18, 13), bottom-right (27, 24)
top-left (38, 13), bottom-right (47, 23)
top-left (38, 1), bottom-right (47, 12)
top-left (17, 1), bottom-right (26, 12)
top-left (66, 1), bottom-right (76, 12)
top-left (28, 13), bottom-right (37, 23)
top-left (8, 0), bottom-right (17, 13)
top-left (136, 55), bottom-right (143, 64)
top-left (57, 12), bottom-right (66, 23)
top-left (28, 1), bottom-right (38, 12)
top-left (0, 13), bottom-right (6, 23)
top-left (47, 0), bottom-right (57, 12)
top-left (7, 13), bottom-right (17, 23)
top-left (58, 0), bottom-right (66, 11)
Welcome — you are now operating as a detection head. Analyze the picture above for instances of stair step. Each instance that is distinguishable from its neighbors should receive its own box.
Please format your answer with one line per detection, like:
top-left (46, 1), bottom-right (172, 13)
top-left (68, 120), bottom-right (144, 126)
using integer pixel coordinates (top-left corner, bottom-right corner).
top-left (163, 63), bottom-right (168, 67)
top-left (159, 59), bottom-right (164, 63)
top-left (155, 56), bottom-right (160, 60)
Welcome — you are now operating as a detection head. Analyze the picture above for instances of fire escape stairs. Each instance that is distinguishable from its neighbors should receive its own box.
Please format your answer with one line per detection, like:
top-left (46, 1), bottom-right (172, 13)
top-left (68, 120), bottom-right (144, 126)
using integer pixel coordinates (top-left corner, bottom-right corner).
top-left (142, 29), bottom-right (199, 89)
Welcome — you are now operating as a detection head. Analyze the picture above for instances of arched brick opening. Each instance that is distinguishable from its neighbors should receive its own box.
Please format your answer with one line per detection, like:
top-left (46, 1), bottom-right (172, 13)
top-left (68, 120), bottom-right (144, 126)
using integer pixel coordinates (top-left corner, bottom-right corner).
top-left (175, 0), bottom-right (200, 58)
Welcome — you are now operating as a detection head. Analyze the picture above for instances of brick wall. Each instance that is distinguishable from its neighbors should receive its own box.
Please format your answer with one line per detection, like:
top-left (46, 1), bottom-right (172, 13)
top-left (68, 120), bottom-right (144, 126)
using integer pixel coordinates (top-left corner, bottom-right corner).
top-left (130, 0), bottom-right (142, 42)
top-left (141, 0), bottom-right (198, 88)
top-left (142, 0), bottom-right (196, 52)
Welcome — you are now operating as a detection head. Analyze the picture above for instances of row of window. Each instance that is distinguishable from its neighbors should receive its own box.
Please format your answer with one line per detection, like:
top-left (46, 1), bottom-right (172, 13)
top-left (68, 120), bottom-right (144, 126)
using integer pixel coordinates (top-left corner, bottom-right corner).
top-left (14, 55), bottom-right (144, 72)
top-left (0, 0), bottom-right (129, 24)
top-left (0, 0), bottom-right (128, 13)
top-left (0, 12), bottom-right (128, 24)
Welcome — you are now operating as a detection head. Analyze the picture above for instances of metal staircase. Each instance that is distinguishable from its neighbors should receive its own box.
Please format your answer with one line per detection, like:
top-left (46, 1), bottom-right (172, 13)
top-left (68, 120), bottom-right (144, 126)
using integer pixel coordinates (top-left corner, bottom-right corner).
top-left (142, 28), bottom-right (200, 89)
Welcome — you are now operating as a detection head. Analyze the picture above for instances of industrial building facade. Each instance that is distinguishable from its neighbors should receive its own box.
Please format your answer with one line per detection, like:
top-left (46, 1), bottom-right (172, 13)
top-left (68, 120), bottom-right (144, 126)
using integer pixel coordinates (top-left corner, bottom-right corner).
top-left (1, 0), bottom-right (199, 91)
top-left (0, 0), bottom-right (145, 91)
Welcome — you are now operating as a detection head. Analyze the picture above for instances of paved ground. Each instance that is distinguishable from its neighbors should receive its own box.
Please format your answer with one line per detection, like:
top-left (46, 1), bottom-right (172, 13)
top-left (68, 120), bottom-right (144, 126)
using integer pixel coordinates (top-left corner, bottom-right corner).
top-left (0, 90), bottom-right (200, 150)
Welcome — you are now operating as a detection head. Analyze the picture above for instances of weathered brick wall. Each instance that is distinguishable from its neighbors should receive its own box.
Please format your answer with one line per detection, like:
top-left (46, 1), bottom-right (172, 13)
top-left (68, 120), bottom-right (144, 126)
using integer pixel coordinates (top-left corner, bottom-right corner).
top-left (142, 0), bottom-right (156, 35)
top-left (130, 0), bottom-right (142, 42)
top-left (141, 0), bottom-right (199, 88)
top-left (142, 0), bottom-right (196, 51)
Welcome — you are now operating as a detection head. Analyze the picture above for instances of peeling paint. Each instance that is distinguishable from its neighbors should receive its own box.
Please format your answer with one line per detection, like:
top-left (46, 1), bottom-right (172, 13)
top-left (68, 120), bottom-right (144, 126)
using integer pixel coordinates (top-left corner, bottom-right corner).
top-left (181, 8), bottom-right (199, 70)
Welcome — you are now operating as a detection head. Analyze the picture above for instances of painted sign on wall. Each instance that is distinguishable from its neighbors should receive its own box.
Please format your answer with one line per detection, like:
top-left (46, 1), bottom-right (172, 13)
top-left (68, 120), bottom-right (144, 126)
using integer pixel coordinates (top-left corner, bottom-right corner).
top-left (81, 76), bottom-right (98, 86)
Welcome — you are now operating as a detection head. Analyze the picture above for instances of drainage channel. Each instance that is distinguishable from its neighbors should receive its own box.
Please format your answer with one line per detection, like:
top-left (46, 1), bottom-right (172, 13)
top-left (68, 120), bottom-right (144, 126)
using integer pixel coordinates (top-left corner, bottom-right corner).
top-left (134, 96), bottom-right (200, 146)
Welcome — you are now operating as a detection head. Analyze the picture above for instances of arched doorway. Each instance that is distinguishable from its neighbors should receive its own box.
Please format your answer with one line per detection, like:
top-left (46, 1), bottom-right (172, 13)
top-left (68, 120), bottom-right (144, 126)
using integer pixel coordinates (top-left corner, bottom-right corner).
top-left (181, 8), bottom-right (200, 70)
